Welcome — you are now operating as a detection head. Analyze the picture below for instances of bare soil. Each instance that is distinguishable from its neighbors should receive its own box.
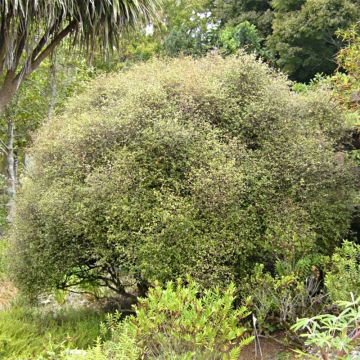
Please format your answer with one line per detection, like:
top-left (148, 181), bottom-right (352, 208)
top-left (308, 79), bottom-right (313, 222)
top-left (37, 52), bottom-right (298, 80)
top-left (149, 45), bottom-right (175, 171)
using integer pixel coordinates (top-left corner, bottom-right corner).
top-left (240, 335), bottom-right (295, 360)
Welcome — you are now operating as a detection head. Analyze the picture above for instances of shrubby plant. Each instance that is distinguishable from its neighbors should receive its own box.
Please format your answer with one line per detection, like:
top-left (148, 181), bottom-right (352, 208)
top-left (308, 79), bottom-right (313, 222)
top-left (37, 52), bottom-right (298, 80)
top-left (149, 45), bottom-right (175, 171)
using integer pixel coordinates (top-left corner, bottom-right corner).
top-left (84, 279), bottom-right (253, 359)
top-left (9, 54), bottom-right (356, 298)
top-left (292, 295), bottom-right (360, 360)
top-left (243, 256), bottom-right (329, 332)
top-left (332, 24), bottom-right (360, 115)
top-left (325, 241), bottom-right (360, 302)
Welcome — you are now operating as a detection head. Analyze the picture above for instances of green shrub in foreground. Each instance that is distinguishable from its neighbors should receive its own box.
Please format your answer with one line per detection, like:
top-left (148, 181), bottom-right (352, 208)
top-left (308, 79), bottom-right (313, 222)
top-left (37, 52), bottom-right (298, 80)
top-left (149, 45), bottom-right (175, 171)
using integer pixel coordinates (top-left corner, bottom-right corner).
top-left (243, 256), bottom-right (329, 332)
top-left (85, 279), bottom-right (253, 360)
top-left (9, 55), bottom-right (356, 297)
top-left (325, 241), bottom-right (360, 302)
top-left (292, 295), bottom-right (360, 359)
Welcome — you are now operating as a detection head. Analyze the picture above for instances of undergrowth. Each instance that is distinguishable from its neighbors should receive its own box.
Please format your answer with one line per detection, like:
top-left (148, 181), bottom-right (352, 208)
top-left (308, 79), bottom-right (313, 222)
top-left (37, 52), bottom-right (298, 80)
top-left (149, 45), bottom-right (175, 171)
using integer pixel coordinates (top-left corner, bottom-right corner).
top-left (0, 305), bottom-right (104, 359)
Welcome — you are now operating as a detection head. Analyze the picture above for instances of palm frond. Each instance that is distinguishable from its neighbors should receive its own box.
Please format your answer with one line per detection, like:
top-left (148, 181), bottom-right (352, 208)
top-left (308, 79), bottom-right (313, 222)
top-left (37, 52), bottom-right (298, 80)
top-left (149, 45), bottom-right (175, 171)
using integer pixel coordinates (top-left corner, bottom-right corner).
top-left (0, 0), bottom-right (161, 70)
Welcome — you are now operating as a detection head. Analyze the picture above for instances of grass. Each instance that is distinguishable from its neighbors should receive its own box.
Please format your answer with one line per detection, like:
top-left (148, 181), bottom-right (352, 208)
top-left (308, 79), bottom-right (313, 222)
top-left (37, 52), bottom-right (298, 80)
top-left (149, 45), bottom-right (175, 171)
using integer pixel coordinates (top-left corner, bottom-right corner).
top-left (0, 229), bottom-right (105, 359)
top-left (0, 305), bottom-right (105, 359)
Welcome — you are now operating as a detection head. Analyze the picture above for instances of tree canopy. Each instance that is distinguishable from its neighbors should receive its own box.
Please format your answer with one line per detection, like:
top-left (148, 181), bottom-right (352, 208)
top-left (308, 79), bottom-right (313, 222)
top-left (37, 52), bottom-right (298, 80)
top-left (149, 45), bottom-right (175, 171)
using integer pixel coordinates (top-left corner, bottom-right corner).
top-left (268, 0), bottom-right (359, 81)
top-left (98, 0), bottom-right (359, 82)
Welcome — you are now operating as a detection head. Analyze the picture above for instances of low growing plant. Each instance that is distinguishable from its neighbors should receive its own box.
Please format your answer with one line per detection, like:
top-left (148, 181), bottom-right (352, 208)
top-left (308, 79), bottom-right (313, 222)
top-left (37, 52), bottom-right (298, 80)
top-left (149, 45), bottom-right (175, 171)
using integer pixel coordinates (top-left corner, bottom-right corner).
top-left (325, 241), bottom-right (360, 302)
top-left (291, 295), bottom-right (360, 360)
top-left (0, 306), bottom-right (104, 359)
top-left (244, 257), bottom-right (329, 332)
top-left (85, 279), bottom-right (254, 359)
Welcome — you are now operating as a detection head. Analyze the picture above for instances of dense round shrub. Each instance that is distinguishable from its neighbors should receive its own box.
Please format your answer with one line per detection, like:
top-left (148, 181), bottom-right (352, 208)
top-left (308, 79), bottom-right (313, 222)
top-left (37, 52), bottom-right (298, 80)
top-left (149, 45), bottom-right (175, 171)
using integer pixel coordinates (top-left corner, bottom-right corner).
top-left (10, 54), bottom-right (356, 297)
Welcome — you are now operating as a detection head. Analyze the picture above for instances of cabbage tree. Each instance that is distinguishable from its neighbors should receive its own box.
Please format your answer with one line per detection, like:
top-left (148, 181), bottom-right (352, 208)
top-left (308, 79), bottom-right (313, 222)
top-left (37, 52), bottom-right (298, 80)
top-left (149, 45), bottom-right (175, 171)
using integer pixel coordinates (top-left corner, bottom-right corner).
top-left (0, 0), bottom-right (160, 113)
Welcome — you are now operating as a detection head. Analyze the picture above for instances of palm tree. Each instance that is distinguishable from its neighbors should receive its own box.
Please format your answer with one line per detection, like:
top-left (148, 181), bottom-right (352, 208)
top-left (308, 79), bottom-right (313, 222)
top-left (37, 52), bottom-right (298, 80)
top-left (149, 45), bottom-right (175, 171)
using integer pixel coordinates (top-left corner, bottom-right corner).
top-left (0, 0), bottom-right (161, 113)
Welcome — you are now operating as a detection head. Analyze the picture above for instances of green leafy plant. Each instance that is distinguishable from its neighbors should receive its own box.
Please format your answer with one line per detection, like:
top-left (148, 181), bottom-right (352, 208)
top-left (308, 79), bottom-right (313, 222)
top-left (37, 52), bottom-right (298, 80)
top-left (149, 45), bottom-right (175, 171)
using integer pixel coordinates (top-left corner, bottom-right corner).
top-left (0, 306), bottom-right (104, 359)
top-left (325, 241), bottom-right (360, 302)
top-left (291, 295), bottom-right (360, 360)
top-left (9, 55), bottom-right (356, 299)
top-left (219, 21), bottom-right (263, 55)
top-left (332, 24), bottom-right (360, 116)
top-left (85, 279), bottom-right (253, 359)
top-left (244, 257), bottom-right (329, 332)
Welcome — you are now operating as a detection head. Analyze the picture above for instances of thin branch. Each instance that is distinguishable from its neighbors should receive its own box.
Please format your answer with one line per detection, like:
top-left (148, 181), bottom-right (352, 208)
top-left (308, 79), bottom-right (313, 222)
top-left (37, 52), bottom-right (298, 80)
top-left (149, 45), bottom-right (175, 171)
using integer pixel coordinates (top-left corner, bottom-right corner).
top-left (62, 288), bottom-right (101, 299)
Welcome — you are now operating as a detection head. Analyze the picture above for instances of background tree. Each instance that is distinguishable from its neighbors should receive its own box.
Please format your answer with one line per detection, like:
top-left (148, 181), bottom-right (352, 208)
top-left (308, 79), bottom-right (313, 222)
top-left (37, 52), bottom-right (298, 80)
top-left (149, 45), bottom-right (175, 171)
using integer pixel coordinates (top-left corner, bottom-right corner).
top-left (0, 0), bottom-right (160, 114)
top-left (212, 0), bottom-right (359, 81)
top-left (213, 0), bottom-right (273, 37)
top-left (267, 0), bottom-right (359, 81)
top-left (114, 0), bottom-right (217, 61)
top-left (218, 21), bottom-right (263, 55)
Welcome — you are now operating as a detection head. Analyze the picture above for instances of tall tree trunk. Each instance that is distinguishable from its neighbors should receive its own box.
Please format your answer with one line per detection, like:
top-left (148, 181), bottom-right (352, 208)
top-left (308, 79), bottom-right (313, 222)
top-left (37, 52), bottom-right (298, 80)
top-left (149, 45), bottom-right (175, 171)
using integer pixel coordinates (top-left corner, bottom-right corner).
top-left (0, 95), bottom-right (9, 115)
top-left (6, 118), bottom-right (16, 223)
top-left (0, 81), bottom-right (18, 115)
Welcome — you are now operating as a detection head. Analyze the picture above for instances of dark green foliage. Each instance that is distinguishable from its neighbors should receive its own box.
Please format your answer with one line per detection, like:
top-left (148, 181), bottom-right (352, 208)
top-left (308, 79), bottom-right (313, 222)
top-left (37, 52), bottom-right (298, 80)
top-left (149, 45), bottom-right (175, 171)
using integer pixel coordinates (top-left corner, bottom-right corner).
top-left (267, 0), bottom-right (359, 82)
top-left (214, 0), bottom-right (273, 36)
top-left (10, 55), bottom-right (356, 297)
top-left (213, 0), bottom-right (359, 81)
top-left (161, 0), bottom-right (217, 57)
top-left (164, 28), bottom-right (201, 56)
top-left (272, 0), bottom-right (306, 12)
